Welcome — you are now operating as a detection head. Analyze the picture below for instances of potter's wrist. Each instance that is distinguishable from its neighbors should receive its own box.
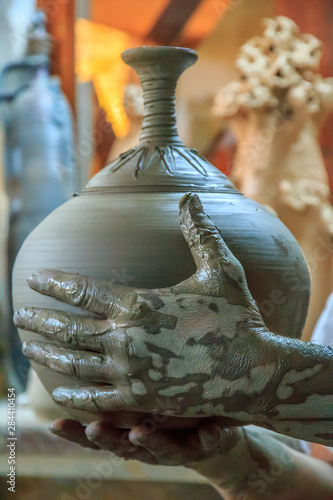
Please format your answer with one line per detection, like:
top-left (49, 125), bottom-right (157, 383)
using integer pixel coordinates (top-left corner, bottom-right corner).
top-left (251, 330), bottom-right (333, 440)
top-left (192, 426), bottom-right (302, 500)
top-left (185, 427), bottom-right (251, 489)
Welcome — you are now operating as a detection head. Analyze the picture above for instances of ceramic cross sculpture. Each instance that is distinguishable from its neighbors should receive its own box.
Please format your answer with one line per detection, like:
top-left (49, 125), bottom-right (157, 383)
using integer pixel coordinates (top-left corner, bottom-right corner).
top-left (13, 46), bottom-right (312, 428)
top-left (214, 16), bottom-right (333, 341)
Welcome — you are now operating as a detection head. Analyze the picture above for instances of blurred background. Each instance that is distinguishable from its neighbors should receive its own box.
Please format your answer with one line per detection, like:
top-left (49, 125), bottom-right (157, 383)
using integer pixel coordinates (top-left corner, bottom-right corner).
top-left (0, 1), bottom-right (332, 499)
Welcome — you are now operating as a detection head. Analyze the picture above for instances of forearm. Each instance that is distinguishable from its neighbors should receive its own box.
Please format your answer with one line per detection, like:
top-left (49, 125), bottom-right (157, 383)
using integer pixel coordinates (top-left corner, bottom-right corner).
top-left (190, 426), bottom-right (333, 500)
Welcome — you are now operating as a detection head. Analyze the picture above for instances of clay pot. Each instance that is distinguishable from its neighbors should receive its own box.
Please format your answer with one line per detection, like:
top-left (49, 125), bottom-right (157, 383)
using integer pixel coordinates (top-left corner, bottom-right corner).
top-left (13, 47), bottom-right (310, 427)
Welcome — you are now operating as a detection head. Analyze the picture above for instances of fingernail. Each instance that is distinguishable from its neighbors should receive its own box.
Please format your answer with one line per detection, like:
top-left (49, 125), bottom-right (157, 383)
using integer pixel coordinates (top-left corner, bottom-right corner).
top-left (28, 270), bottom-right (56, 291)
top-left (128, 430), bottom-right (147, 446)
top-left (188, 193), bottom-right (202, 212)
top-left (86, 422), bottom-right (103, 442)
top-left (13, 309), bottom-right (22, 326)
top-left (86, 429), bottom-right (102, 443)
top-left (21, 342), bottom-right (32, 357)
top-left (128, 436), bottom-right (142, 446)
top-left (49, 424), bottom-right (65, 436)
top-left (27, 272), bottom-right (43, 290)
top-left (52, 387), bottom-right (69, 402)
top-left (178, 192), bottom-right (192, 210)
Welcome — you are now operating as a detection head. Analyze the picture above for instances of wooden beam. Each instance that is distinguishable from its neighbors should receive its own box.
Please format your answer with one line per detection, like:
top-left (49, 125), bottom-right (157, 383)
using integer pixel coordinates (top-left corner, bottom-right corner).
top-left (147, 0), bottom-right (204, 45)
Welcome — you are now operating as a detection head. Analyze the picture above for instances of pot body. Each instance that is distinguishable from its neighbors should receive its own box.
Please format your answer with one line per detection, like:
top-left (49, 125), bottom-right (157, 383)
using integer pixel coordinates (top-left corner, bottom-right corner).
top-left (13, 180), bottom-right (310, 425)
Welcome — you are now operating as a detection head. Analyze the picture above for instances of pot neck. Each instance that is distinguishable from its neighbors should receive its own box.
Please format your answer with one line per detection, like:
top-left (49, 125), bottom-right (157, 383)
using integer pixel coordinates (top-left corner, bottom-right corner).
top-left (122, 46), bottom-right (198, 147)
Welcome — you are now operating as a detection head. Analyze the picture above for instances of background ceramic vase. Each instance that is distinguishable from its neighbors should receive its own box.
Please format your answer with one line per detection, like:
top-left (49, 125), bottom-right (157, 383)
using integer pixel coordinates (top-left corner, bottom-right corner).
top-left (13, 46), bottom-right (310, 427)
top-left (214, 16), bottom-right (333, 342)
top-left (1, 10), bottom-right (74, 391)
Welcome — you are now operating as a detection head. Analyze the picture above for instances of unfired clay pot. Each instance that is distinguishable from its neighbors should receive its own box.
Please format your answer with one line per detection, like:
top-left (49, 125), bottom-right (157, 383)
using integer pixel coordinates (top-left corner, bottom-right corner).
top-left (13, 47), bottom-right (310, 427)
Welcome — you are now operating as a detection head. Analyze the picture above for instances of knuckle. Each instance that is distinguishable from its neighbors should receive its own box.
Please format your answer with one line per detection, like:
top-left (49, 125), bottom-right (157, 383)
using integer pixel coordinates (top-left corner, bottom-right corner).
top-left (67, 356), bottom-right (81, 379)
top-left (115, 358), bottom-right (132, 383)
top-left (121, 385), bottom-right (141, 407)
top-left (116, 290), bottom-right (139, 316)
top-left (64, 317), bottom-right (81, 344)
top-left (65, 277), bottom-right (90, 307)
top-left (49, 313), bottom-right (78, 344)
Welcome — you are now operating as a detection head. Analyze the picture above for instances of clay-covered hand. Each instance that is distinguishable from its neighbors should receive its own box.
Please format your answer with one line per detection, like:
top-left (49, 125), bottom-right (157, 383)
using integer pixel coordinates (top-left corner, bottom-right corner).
top-left (15, 194), bottom-right (333, 444)
top-left (15, 193), bottom-right (268, 421)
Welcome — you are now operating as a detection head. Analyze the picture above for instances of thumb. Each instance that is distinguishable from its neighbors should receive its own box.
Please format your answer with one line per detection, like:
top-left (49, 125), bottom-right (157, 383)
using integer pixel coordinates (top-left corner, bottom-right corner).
top-left (177, 193), bottom-right (252, 302)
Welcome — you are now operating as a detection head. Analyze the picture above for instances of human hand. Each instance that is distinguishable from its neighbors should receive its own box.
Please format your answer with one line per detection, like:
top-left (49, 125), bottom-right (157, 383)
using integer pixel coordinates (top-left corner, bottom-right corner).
top-left (16, 193), bottom-right (333, 444)
top-left (16, 193), bottom-right (271, 423)
top-left (49, 418), bottom-right (333, 500)
top-left (48, 417), bottom-right (242, 468)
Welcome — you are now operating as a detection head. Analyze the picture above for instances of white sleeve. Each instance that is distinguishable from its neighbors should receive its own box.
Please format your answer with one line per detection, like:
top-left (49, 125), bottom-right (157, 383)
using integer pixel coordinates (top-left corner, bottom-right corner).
top-left (302, 292), bottom-right (333, 455)
top-left (310, 293), bottom-right (333, 347)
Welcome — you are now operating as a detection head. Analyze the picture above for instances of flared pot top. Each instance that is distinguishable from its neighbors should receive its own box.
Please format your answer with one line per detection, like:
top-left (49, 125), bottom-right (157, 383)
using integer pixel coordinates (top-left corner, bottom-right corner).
top-left (84, 46), bottom-right (236, 194)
